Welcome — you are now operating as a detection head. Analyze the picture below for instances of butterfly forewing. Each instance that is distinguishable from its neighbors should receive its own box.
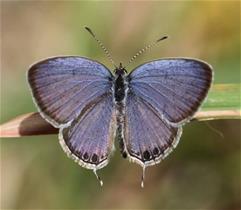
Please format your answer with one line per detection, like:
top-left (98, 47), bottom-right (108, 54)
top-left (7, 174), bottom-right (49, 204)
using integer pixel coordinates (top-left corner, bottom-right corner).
top-left (124, 92), bottom-right (182, 166)
top-left (128, 58), bottom-right (212, 125)
top-left (28, 56), bottom-right (113, 127)
top-left (60, 93), bottom-right (116, 170)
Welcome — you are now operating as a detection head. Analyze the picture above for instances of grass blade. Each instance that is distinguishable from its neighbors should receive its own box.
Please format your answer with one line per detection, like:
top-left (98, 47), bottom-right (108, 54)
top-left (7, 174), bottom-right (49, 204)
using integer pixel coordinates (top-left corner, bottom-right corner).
top-left (0, 83), bottom-right (240, 137)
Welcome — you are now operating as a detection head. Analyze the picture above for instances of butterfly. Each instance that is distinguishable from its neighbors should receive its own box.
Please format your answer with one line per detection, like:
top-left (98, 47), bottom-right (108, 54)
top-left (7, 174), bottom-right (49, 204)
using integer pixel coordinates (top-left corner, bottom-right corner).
top-left (28, 27), bottom-right (213, 187)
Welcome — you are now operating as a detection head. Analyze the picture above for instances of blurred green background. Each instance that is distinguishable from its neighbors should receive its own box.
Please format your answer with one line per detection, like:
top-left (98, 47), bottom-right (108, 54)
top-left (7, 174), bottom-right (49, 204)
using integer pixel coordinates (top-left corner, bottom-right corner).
top-left (1, 1), bottom-right (240, 209)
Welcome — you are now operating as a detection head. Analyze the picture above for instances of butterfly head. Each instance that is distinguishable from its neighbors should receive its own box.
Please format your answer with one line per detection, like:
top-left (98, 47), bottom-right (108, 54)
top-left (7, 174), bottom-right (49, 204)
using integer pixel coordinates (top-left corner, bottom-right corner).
top-left (114, 63), bottom-right (127, 76)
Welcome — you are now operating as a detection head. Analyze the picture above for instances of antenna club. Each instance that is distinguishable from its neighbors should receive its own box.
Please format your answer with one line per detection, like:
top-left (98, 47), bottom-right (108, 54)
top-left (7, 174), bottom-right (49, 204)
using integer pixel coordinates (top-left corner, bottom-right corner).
top-left (125, 34), bottom-right (169, 68)
top-left (84, 26), bottom-right (96, 37)
top-left (157, 36), bottom-right (168, 42)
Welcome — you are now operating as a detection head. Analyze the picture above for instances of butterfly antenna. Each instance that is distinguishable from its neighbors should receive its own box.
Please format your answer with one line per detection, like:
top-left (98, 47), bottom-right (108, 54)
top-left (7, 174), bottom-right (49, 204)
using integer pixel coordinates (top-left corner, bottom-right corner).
top-left (125, 35), bottom-right (168, 68)
top-left (85, 26), bottom-right (117, 68)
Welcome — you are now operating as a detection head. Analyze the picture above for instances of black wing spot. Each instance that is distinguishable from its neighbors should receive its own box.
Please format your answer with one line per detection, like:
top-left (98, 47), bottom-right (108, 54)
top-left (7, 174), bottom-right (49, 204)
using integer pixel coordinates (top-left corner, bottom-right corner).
top-left (91, 154), bottom-right (98, 163)
top-left (153, 147), bottom-right (160, 156)
top-left (143, 150), bottom-right (151, 161)
top-left (83, 152), bottom-right (89, 160)
top-left (122, 151), bottom-right (127, 158)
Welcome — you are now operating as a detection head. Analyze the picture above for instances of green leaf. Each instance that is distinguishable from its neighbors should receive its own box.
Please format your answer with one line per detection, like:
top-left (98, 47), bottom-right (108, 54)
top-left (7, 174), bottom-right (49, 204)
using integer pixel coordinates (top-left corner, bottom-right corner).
top-left (202, 83), bottom-right (241, 110)
top-left (197, 83), bottom-right (241, 121)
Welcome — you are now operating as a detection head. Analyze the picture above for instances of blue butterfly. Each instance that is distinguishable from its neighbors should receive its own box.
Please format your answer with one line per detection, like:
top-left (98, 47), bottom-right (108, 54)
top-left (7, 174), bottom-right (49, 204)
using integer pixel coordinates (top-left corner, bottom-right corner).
top-left (28, 27), bottom-right (213, 187)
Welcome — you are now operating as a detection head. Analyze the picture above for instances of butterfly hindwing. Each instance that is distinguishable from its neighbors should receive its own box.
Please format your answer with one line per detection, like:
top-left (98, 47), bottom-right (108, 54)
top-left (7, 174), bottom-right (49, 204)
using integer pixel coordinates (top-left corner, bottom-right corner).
top-left (28, 56), bottom-right (113, 127)
top-left (128, 58), bottom-right (212, 125)
top-left (60, 93), bottom-right (116, 170)
top-left (124, 91), bottom-right (182, 166)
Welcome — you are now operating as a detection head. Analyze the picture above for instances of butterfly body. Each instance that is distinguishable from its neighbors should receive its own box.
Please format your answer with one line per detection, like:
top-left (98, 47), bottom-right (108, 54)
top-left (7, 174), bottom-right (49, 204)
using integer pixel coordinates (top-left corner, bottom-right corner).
top-left (113, 63), bottom-right (129, 158)
top-left (28, 56), bottom-right (212, 178)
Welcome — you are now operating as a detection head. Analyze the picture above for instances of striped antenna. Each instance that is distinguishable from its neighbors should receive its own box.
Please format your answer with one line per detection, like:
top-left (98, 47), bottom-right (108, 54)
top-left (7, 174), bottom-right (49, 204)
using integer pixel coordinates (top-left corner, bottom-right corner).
top-left (85, 27), bottom-right (117, 68)
top-left (125, 35), bottom-right (168, 68)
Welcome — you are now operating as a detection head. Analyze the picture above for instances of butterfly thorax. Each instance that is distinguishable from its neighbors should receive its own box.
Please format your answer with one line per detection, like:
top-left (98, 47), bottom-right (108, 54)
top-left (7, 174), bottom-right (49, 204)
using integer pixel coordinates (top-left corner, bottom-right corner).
top-left (114, 63), bottom-right (127, 103)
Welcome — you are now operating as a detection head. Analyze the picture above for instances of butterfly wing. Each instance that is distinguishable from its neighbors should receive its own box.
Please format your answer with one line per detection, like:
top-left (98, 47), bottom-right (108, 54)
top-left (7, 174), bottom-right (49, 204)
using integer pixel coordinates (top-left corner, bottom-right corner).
top-left (124, 58), bottom-right (212, 166)
top-left (60, 93), bottom-right (116, 170)
top-left (128, 58), bottom-right (213, 125)
top-left (28, 56), bottom-right (116, 170)
top-left (28, 56), bottom-right (113, 127)
top-left (124, 92), bottom-right (182, 166)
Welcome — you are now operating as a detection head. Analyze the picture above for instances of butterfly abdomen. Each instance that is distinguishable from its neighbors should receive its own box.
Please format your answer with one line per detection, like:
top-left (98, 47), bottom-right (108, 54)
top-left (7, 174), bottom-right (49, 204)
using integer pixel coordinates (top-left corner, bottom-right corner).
top-left (114, 67), bottom-right (128, 158)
